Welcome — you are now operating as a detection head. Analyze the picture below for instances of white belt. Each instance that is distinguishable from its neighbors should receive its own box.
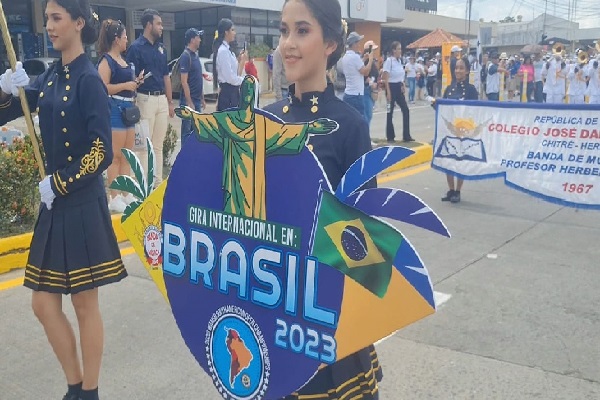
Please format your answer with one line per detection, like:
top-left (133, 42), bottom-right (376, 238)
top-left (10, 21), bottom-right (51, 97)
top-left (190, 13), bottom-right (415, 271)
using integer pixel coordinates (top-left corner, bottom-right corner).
top-left (111, 95), bottom-right (135, 102)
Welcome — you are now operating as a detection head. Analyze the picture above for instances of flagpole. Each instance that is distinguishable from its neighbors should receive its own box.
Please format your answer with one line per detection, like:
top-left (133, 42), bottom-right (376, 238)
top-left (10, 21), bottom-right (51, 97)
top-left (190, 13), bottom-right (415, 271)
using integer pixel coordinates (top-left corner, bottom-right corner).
top-left (0, 0), bottom-right (46, 179)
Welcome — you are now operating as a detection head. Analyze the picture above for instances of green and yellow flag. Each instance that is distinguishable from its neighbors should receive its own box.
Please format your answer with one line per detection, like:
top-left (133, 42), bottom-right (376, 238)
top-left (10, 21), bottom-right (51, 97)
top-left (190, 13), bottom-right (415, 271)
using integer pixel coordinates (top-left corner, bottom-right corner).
top-left (312, 191), bottom-right (403, 298)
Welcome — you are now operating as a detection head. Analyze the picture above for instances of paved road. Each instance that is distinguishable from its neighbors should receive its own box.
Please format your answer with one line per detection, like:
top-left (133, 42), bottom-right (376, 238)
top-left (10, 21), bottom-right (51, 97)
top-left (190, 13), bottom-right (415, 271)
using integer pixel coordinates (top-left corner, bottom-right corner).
top-left (1, 164), bottom-right (599, 399)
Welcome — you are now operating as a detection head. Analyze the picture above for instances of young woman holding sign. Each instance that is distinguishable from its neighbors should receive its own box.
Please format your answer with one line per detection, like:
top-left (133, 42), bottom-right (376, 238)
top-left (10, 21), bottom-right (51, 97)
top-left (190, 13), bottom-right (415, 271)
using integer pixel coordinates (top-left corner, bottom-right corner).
top-left (440, 56), bottom-right (479, 203)
top-left (264, 0), bottom-right (381, 398)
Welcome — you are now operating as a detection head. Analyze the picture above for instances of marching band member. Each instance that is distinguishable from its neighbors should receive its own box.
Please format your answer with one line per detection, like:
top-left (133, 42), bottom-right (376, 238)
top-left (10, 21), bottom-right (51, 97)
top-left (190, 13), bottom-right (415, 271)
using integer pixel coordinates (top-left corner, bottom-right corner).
top-left (546, 55), bottom-right (567, 104)
top-left (0, 1), bottom-right (126, 399)
top-left (567, 63), bottom-right (587, 104)
top-left (586, 57), bottom-right (600, 104)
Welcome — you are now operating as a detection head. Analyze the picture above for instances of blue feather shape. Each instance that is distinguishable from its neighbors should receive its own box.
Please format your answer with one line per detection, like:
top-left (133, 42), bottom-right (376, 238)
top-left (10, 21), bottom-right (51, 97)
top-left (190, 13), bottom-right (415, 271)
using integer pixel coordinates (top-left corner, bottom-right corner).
top-left (335, 146), bottom-right (414, 200)
top-left (345, 188), bottom-right (450, 238)
top-left (394, 239), bottom-right (436, 309)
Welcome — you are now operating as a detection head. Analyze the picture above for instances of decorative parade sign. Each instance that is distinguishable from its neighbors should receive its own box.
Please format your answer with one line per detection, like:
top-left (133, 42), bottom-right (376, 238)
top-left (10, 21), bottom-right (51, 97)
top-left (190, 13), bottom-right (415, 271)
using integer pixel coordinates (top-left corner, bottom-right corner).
top-left (118, 76), bottom-right (448, 399)
top-left (432, 99), bottom-right (600, 209)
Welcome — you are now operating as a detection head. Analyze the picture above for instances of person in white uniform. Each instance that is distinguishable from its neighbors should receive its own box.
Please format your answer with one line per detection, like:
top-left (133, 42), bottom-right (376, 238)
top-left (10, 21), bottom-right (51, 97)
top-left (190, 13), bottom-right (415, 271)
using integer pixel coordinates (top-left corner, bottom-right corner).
top-left (567, 63), bottom-right (587, 104)
top-left (586, 57), bottom-right (600, 104)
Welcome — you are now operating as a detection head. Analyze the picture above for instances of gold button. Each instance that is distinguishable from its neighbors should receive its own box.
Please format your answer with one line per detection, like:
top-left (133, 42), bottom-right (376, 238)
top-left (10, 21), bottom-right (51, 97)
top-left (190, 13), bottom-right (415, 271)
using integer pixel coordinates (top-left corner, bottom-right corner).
top-left (62, 128), bottom-right (67, 133)
top-left (308, 144), bottom-right (314, 151)
top-left (311, 106), bottom-right (318, 113)
top-left (39, 92), bottom-right (44, 98)
top-left (62, 182), bottom-right (67, 187)
top-left (65, 142), bottom-right (70, 147)
top-left (63, 96), bottom-right (68, 101)
top-left (67, 156), bottom-right (72, 161)
top-left (69, 177), bottom-right (73, 183)
top-left (283, 105), bottom-right (289, 113)
top-left (48, 81), bottom-right (53, 86)
top-left (66, 85), bottom-right (71, 91)
top-left (61, 111), bottom-right (65, 117)
top-left (76, 173), bottom-right (81, 179)
top-left (66, 74), bottom-right (70, 79)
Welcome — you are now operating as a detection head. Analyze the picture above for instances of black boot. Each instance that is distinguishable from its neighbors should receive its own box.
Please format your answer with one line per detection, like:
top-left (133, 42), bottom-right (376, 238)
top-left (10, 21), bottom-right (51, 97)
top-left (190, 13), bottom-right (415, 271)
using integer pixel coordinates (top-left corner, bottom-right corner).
top-left (78, 388), bottom-right (99, 400)
top-left (62, 383), bottom-right (82, 400)
top-left (441, 190), bottom-right (454, 201)
top-left (450, 190), bottom-right (461, 203)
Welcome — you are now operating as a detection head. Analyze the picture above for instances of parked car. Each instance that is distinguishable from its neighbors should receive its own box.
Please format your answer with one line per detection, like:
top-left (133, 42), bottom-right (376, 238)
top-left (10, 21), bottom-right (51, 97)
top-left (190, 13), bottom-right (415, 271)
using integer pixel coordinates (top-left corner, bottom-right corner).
top-left (168, 56), bottom-right (216, 100)
top-left (22, 58), bottom-right (57, 85)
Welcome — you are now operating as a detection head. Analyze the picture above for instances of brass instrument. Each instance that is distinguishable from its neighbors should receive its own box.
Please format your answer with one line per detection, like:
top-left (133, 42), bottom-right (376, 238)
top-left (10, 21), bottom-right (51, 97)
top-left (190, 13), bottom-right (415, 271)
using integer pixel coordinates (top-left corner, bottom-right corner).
top-left (596, 40), bottom-right (600, 53)
top-left (552, 42), bottom-right (564, 56)
top-left (578, 50), bottom-right (589, 64)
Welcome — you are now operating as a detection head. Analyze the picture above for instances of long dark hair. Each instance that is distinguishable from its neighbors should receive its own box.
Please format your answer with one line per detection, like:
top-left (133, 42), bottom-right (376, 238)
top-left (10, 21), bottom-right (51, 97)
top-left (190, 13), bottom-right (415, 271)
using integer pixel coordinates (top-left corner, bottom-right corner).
top-left (97, 19), bottom-right (125, 55)
top-left (45, 0), bottom-right (99, 45)
top-left (212, 18), bottom-right (234, 90)
top-left (282, 0), bottom-right (346, 70)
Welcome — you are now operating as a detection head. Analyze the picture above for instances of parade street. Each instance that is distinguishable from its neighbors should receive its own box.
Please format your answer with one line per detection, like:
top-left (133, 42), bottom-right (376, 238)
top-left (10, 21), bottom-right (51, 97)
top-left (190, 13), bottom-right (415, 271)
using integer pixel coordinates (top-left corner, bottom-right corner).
top-left (2, 100), bottom-right (600, 399)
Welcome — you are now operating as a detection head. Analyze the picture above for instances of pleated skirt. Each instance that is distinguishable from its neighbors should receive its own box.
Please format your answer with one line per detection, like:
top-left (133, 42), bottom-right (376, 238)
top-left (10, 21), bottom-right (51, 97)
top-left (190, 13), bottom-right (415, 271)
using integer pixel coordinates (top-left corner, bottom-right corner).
top-left (24, 177), bottom-right (127, 294)
top-left (283, 345), bottom-right (383, 400)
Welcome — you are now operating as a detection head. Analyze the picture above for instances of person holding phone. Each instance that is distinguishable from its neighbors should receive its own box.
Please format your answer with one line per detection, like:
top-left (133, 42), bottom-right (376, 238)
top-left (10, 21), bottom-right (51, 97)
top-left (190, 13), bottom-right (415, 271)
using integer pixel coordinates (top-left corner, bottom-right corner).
top-left (126, 8), bottom-right (174, 187)
top-left (213, 18), bottom-right (247, 111)
top-left (362, 40), bottom-right (380, 126)
top-left (97, 18), bottom-right (145, 212)
top-left (341, 31), bottom-right (374, 122)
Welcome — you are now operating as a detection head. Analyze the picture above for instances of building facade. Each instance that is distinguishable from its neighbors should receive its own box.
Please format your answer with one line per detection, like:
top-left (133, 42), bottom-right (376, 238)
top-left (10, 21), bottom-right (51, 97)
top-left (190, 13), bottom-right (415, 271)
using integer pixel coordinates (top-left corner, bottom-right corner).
top-left (2, 0), bottom-right (406, 67)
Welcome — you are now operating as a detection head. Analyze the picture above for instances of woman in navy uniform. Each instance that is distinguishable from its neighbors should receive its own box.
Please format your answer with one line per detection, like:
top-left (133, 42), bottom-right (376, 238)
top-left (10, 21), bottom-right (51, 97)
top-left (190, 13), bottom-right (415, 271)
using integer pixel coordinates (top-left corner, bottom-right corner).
top-left (213, 18), bottom-right (248, 111)
top-left (264, 0), bottom-right (382, 398)
top-left (0, 1), bottom-right (126, 399)
top-left (440, 56), bottom-right (479, 204)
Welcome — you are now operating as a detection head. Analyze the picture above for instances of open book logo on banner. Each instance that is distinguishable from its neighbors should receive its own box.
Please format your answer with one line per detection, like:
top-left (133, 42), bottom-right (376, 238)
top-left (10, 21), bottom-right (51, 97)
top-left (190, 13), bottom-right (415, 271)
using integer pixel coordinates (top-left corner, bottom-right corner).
top-left (435, 115), bottom-right (488, 162)
top-left (116, 76), bottom-right (449, 399)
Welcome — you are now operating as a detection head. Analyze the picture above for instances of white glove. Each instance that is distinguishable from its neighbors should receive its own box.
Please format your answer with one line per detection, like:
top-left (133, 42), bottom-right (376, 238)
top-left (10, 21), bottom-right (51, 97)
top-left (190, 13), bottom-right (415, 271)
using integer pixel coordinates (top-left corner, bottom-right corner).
top-left (38, 176), bottom-right (56, 210)
top-left (0, 68), bottom-right (13, 95)
top-left (10, 62), bottom-right (29, 97)
top-left (0, 62), bottom-right (29, 97)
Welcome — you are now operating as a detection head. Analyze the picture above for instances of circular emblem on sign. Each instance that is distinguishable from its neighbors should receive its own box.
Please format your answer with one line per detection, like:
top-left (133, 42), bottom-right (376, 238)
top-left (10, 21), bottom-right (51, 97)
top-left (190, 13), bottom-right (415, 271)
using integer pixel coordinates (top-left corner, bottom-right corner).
top-left (207, 306), bottom-right (270, 400)
top-left (143, 225), bottom-right (163, 268)
top-left (341, 225), bottom-right (368, 261)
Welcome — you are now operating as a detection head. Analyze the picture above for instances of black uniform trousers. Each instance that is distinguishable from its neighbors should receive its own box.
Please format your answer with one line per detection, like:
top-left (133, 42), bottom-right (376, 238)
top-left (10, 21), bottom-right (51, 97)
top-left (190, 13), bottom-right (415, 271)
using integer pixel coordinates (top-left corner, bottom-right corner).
top-left (386, 82), bottom-right (411, 142)
top-left (217, 83), bottom-right (241, 111)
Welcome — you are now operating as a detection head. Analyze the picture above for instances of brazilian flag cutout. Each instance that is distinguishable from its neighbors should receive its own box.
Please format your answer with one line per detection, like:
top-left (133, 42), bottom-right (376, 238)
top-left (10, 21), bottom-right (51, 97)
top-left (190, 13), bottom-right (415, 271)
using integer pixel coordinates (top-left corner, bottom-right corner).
top-left (313, 191), bottom-right (404, 298)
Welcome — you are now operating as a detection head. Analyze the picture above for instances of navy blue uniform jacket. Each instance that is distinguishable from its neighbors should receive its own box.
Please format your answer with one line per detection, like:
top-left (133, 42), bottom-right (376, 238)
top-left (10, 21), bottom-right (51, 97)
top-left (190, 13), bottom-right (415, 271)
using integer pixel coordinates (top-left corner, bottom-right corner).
top-left (0, 54), bottom-right (112, 196)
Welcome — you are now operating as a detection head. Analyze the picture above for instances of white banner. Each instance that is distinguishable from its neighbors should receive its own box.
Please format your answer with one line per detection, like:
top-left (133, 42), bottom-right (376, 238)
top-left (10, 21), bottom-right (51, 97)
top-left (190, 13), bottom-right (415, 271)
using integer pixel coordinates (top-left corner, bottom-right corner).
top-left (432, 100), bottom-right (600, 208)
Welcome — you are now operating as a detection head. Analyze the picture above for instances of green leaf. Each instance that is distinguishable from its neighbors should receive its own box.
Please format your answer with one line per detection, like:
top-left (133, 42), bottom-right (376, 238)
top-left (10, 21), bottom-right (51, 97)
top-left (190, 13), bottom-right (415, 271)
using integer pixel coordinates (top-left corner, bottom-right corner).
top-left (146, 137), bottom-right (155, 194)
top-left (121, 148), bottom-right (147, 198)
top-left (110, 176), bottom-right (145, 200)
top-left (121, 200), bottom-right (143, 222)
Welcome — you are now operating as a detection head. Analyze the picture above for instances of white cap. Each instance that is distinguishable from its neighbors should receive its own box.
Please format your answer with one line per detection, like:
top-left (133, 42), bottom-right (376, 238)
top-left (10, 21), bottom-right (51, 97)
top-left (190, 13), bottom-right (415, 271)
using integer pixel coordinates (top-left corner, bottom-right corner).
top-left (451, 45), bottom-right (462, 53)
top-left (363, 40), bottom-right (379, 50)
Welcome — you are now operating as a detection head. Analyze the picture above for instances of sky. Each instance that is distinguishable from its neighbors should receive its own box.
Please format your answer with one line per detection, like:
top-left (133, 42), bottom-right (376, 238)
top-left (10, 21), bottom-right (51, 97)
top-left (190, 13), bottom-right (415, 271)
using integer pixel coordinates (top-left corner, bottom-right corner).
top-left (436, 0), bottom-right (598, 29)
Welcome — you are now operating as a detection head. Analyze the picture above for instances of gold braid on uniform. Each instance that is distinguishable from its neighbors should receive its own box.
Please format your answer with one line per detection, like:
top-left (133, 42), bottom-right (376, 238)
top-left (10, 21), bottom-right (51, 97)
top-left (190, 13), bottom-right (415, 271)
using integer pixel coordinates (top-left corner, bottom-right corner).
top-left (0, 97), bottom-right (11, 109)
top-left (79, 138), bottom-right (105, 176)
